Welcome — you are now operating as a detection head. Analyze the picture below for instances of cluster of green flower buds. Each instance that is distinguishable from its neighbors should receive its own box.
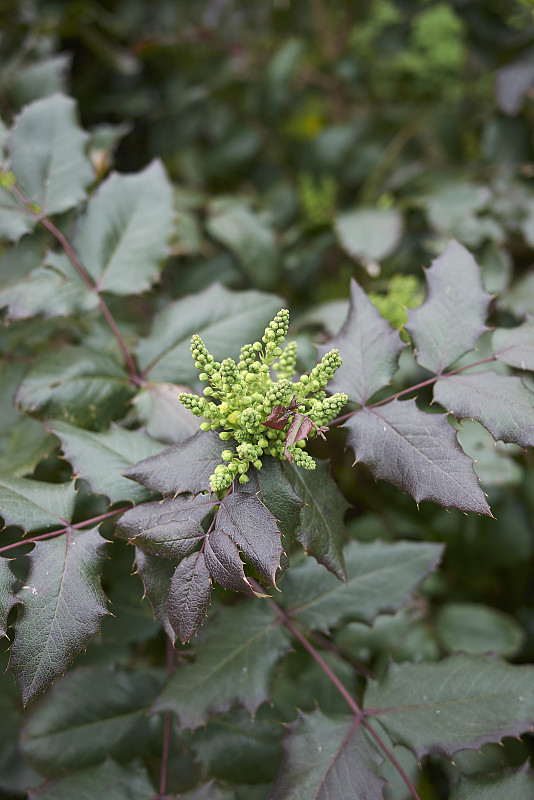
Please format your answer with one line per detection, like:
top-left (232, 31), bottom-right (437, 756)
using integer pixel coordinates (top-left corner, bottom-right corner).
top-left (179, 310), bottom-right (347, 493)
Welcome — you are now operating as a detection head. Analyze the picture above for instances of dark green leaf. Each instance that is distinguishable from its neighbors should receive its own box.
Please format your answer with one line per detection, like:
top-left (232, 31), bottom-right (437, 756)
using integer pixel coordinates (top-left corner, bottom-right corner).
top-left (434, 373), bottom-right (534, 447)
top-left (456, 419), bottom-right (523, 487)
top-left (254, 457), bottom-right (302, 563)
top-left (20, 666), bottom-right (162, 774)
top-left (134, 548), bottom-right (176, 643)
top-left (205, 529), bottom-right (252, 593)
top-left (0, 477), bottom-right (76, 531)
top-left (280, 539), bottom-right (443, 631)
top-left (284, 460), bottom-right (349, 581)
top-left (449, 767), bottom-right (534, 800)
top-left (345, 399), bottom-right (491, 515)
top-left (152, 602), bottom-right (290, 729)
top-left (335, 207), bottom-right (402, 262)
top-left (49, 420), bottom-right (166, 504)
top-left (319, 278), bottom-right (404, 405)
top-left (9, 54), bottom-right (70, 106)
top-left (74, 160), bottom-right (174, 295)
top-left (405, 240), bottom-right (491, 374)
top-left (364, 654), bottom-right (534, 759)
top-left (131, 381), bottom-right (201, 444)
top-left (168, 551), bottom-right (212, 644)
top-left (9, 527), bottom-right (108, 705)
top-left (437, 603), bottom-right (525, 658)
top-left (16, 346), bottom-right (135, 430)
top-left (493, 320), bottom-right (534, 371)
top-left (27, 759), bottom-right (155, 800)
top-left (0, 557), bottom-right (17, 637)
top-left (271, 709), bottom-right (384, 800)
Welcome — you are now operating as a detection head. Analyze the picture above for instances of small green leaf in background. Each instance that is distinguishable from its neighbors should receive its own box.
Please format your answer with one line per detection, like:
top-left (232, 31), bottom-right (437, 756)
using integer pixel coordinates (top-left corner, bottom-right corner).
top-left (0, 477), bottom-right (77, 531)
top-left (0, 557), bottom-right (17, 637)
top-left (27, 759), bottom-right (155, 800)
top-left (493, 319), bottom-right (534, 371)
top-left (437, 603), bottom-right (525, 658)
top-left (131, 381), bottom-right (201, 444)
top-left (7, 54), bottom-right (71, 107)
top-left (449, 767), bottom-right (534, 800)
top-left (335, 207), bottom-right (403, 263)
top-left (456, 419), bottom-right (523, 487)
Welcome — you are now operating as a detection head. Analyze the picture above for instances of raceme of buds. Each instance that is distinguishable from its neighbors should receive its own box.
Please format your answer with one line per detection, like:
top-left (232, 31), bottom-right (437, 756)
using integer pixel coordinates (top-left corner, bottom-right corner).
top-left (179, 309), bottom-right (347, 493)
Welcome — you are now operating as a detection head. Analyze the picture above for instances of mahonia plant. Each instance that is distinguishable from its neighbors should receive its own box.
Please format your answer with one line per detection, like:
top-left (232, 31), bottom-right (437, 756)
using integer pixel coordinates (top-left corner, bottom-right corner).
top-left (178, 309), bottom-right (347, 493)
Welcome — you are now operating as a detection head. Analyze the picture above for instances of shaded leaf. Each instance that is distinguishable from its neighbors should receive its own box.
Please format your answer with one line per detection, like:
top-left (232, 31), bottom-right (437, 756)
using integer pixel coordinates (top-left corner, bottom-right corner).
top-left (335, 207), bottom-right (402, 263)
top-left (493, 320), bottom-right (534, 372)
top-left (364, 654), bottom-right (534, 759)
top-left (20, 666), bottom-right (162, 774)
top-left (437, 603), bottom-right (525, 658)
top-left (284, 460), bottom-right (348, 581)
top-left (345, 399), bottom-right (491, 515)
top-left (280, 539), bottom-right (443, 631)
top-left (9, 527), bottom-right (108, 705)
top-left (271, 709), bottom-right (384, 800)
top-left (205, 529), bottom-right (252, 593)
top-left (456, 419), bottom-right (523, 487)
top-left (449, 767), bottom-right (534, 800)
top-left (74, 160), bottom-right (174, 295)
top-left (0, 183), bottom-right (36, 241)
top-left (168, 551), bottom-right (212, 644)
top-left (134, 548), bottom-right (176, 643)
top-left (8, 54), bottom-right (71, 107)
top-left (319, 279), bottom-right (404, 404)
top-left (16, 345), bottom-right (135, 430)
top-left (0, 477), bottom-right (76, 531)
top-left (0, 557), bottom-right (17, 637)
top-left (131, 381), bottom-right (201, 444)
top-left (152, 602), bottom-right (290, 729)
top-left (9, 94), bottom-right (93, 216)
top-left (496, 58), bottom-right (534, 115)
top-left (136, 283), bottom-right (283, 384)
top-left (405, 240), bottom-right (491, 374)
top-left (49, 420), bottom-right (165, 504)
top-left (255, 457), bottom-right (303, 544)
top-left (27, 759), bottom-right (155, 800)
top-left (433, 373), bottom-right (534, 447)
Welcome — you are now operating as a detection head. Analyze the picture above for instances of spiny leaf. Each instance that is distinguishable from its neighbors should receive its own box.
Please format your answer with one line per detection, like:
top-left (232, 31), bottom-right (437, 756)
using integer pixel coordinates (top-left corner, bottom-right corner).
top-left (345, 399), bottom-right (491, 515)
top-left (74, 160), bottom-right (174, 295)
top-left (123, 430), bottom-right (223, 496)
top-left (49, 420), bottom-right (166, 504)
top-left (405, 240), bottom-right (492, 374)
top-left (493, 319), bottom-right (534, 371)
top-left (335, 207), bottom-right (403, 263)
top-left (319, 278), bottom-right (404, 405)
top-left (27, 759), bottom-right (155, 800)
top-left (168, 551), bottom-right (212, 644)
top-left (280, 539), bottom-right (443, 631)
top-left (434, 372), bottom-right (534, 447)
top-left (284, 460), bottom-right (348, 581)
top-left (0, 557), bottom-right (17, 637)
top-left (0, 477), bottom-right (76, 532)
top-left (9, 527), bottom-right (108, 705)
top-left (134, 548), bottom-right (176, 643)
top-left (449, 767), bottom-right (534, 800)
top-left (116, 493), bottom-right (215, 559)
top-left (204, 529), bottom-right (252, 593)
top-left (271, 709), bottom-right (384, 800)
top-left (364, 654), bottom-right (534, 760)
top-left (254, 457), bottom-right (303, 550)
top-left (152, 602), bottom-right (290, 729)
top-left (20, 666), bottom-right (162, 775)
top-left (131, 381), bottom-right (201, 444)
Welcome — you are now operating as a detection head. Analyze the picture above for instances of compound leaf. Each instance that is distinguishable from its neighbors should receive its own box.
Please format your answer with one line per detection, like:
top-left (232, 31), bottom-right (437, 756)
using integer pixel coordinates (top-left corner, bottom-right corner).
top-left (449, 767), bottom-right (534, 800)
top-left (49, 420), bottom-right (166, 504)
top-left (271, 709), bottom-right (384, 800)
top-left (204, 529), bottom-right (252, 593)
top-left (345, 399), bottom-right (491, 515)
top-left (134, 548), bottom-right (176, 643)
top-left (319, 278), bottom-right (404, 405)
top-left (131, 381), bottom-right (201, 444)
top-left (335, 207), bottom-right (402, 263)
top-left (405, 240), bottom-right (491, 374)
top-left (167, 551), bottom-right (212, 644)
top-left (0, 477), bottom-right (76, 531)
top-left (434, 373), bottom-right (534, 447)
top-left (9, 527), bottom-right (108, 705)
top-left (27, 759), bottom-right (155, 800)
top-left (20, 666), bottom-right (162, 775)
top-left (364, 654), bottom-right (534, 760)
top-left (280, 539), bottom-right (443, 631)
top-left (0, 557), bottom-right (17, 637)
top-left (152, 602), bottom-right (290, 729)
top-left (493, 319), bottom-right (534, 371)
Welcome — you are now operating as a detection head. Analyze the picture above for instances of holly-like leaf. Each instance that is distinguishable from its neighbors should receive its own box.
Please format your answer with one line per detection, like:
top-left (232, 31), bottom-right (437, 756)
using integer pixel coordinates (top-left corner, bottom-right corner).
top-left (493, 319), bottom-right (534, 372)
top-left (8, 94), bottom-right (93, 217)
top-left (280, 539), bottom-right (443, 631)
top-left (0, 477), bottom-right (77, 531)
top-left (437, 602), bottom-right (525, 658)
top-left (131, 381), bottom-right (200, 444)
top-left (134, 548), bottom-right (176, 643)
top-left (345, 399), bottom-right (491, 515)
top-left (433, 373), bottom-right (534, 447)
top-left (136, 283), bottom-right (283, 384)
top-left (0, 557), bottom-right (17, 637)
top-left (335, 207), bottom-right (403, 263)
top-left (320, 278), bottom-right (404, 404)
top-left (116, 493), bottom-right (215, 559)
top-left (405, 240), bottom-right (492, 374)
top-left (217, 487), bottom-right (283, 585)
top-left (74, 160), bottom-right (174, 295)
top-left (364, 654), bottom-right (534, 760)
top-left (152, 602), bottom-right (290, 729)
top-left (284, 460), bottom-right (348, 581)
top-left (49, 420), bottom-right (166, 504)
top-left (27, 759), bottom-right (155, 800)
top-left (204, 529), bottom-right (252, 593)
top-left (271, 708), bottom-right (384, 800)
top-left (123, 430), bottom-right (223, 496)
top-left (167, 551), bottom-right (212, 644)
top-left (16, 346), bottom-right (135, 430)
top-left (9, 527), bottom-right (109, 705)
top-left (449, 767), bottom-right (534, 800)
top-left (20, 666), bottom-right (162, 775)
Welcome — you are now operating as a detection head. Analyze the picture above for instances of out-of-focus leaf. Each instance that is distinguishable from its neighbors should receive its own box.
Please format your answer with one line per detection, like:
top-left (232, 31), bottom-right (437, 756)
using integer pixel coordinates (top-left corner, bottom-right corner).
top-left (0, 557), bottom-right (17, 637)
top-left (131, 382), bottom-right (200, 444)
top-left (496, 59), bottom-right (534, 116)
top-left (493, 320), bottom-right (534, 372)
top-left (0, 477), bottom-right (76, 531)
top-left (437, 603), bottom-right (525, 658)
top-left (20, 666), bottom-right (162, 774)
top-left (424, 183), bottom-right (500, 247)
top-left (49, 420), bottom-right (165, 504)
top-left (74, 160), bottom-right (174, 295)
top-left (501, 271), bottom-right (534, 317)
top-left (167, 551), bottom-right (212, 644)
top-left (27, 759), bottom-right (155, 800)
top-left (335, 207), bottom-right (403, 262)
top-left (406, 240), bottom-right (491, 374)
top-left (449, 767), bottom-right (534, 799)
top-left (0, 182), bottom-right (36, 240)
top-left (9, 527), bottom-right (108, 705)
top-left (345, 400), bottom-right (491, 515)
top-left (152, 602), bottom-right (290, 729)
top-left (134, 548), bottom-right (176, 643)
top-left (8, 54), bottom-right (71, 107)
top-left (456, 419), bottom-right (522, 487)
